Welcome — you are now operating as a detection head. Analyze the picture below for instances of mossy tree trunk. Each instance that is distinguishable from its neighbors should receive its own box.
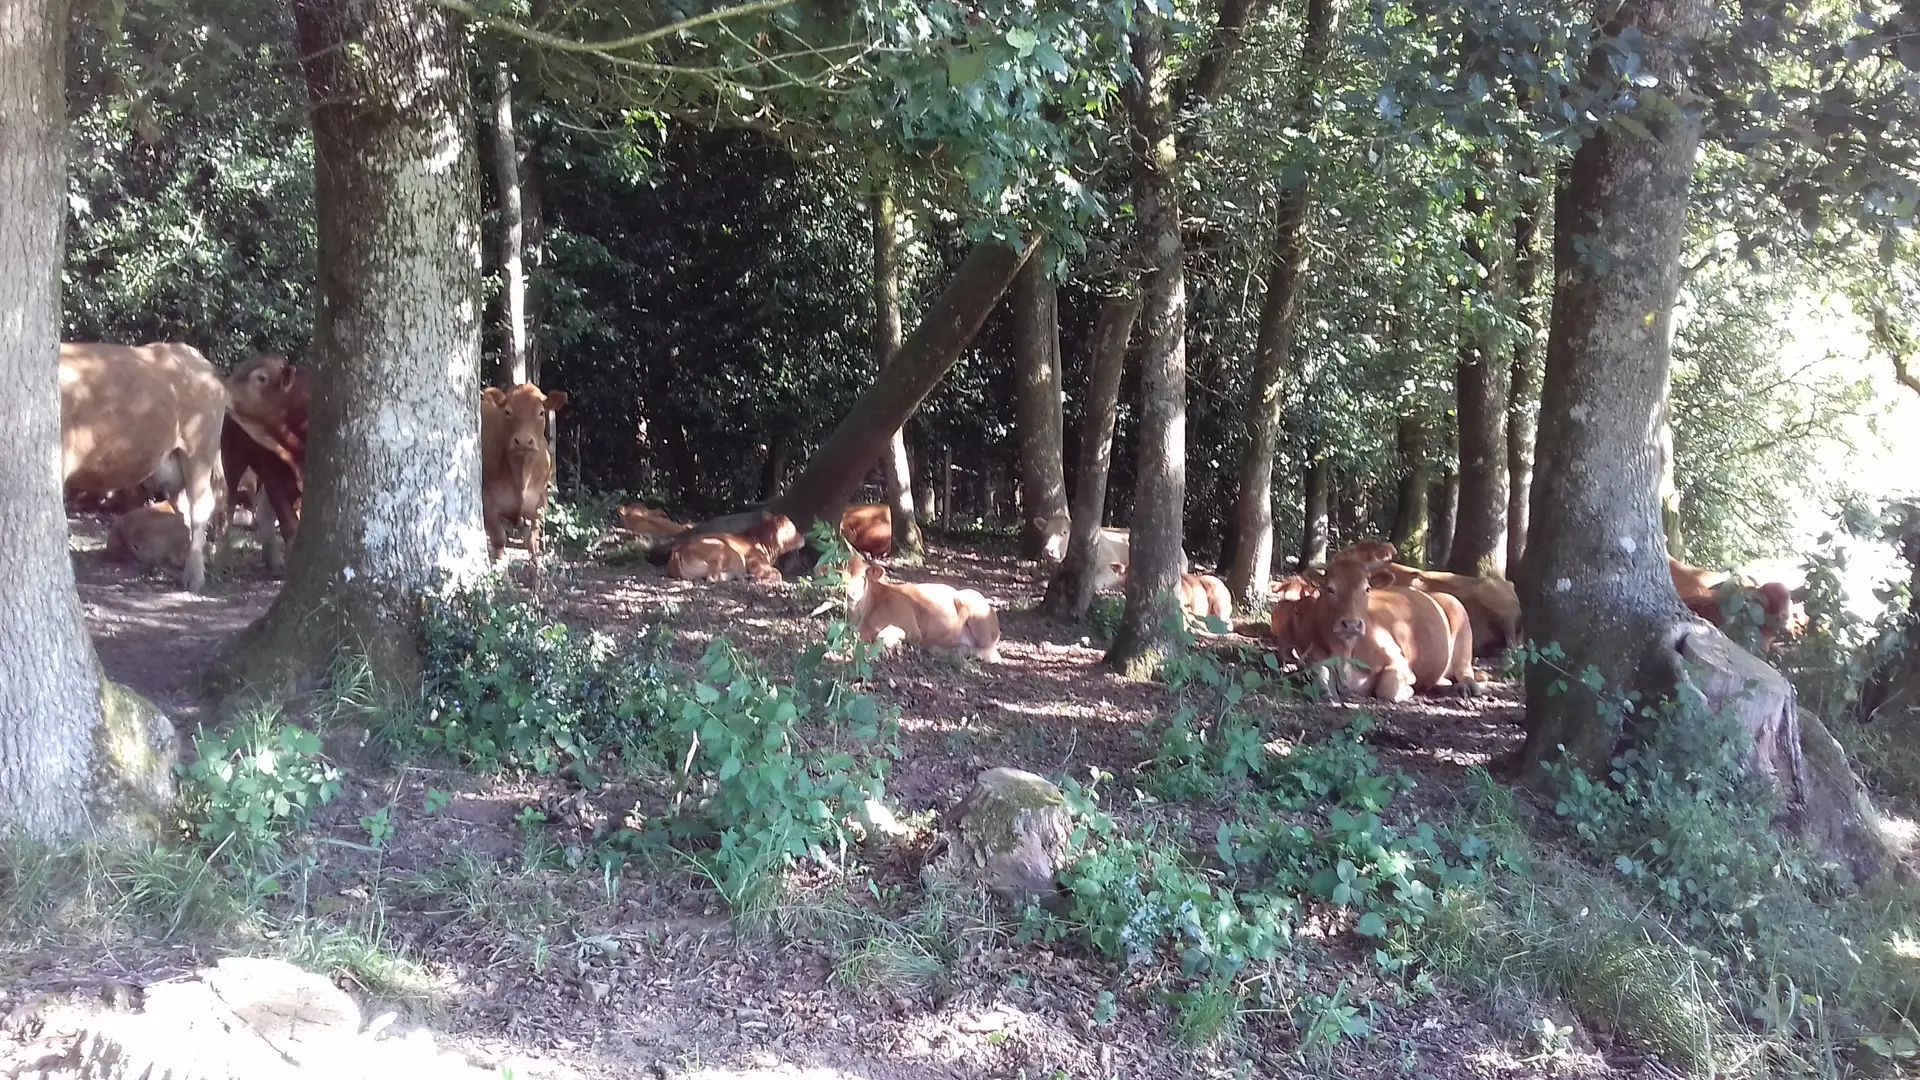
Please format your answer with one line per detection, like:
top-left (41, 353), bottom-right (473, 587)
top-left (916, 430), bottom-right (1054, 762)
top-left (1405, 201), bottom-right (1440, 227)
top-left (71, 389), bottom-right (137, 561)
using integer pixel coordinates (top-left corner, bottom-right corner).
top-left (0, 0), bottom-right (176, 838)
top-left (1390, 413), bottom-right (1430, 568)
top-left (1514, 0), bottom-right (1885, 875)
top-left (1298, 458), bottom-right (1330, 569)
top-left (1041, 295), bottom-right (1140, 620)
top-left (1505, 166), bottom-right (1547, 576)
top-left (1429, 467), bottom-right (1458, 567)
top-left (1012, 248), bottom-right (1069, 559)
top-left (870, 188), bottom-right (922, 558)
top-left (1223, 0), bottom-right (1340, 608)
top-left (1447, 158), bottom-right (1509, 578)
top-left (222, 0), bottom-right (488, 697)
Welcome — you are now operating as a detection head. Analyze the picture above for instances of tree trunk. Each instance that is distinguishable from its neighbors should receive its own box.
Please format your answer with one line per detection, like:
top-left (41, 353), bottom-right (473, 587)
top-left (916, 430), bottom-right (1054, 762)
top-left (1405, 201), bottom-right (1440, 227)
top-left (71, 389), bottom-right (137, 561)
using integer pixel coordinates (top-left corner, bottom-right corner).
top-left (0, 0), bottom-right (177, 839)
top-left (1512, 0), bottom-right (1884, 876)
top-left (520, 138), bottom-right (546, 385)
top-left (940, 446), bottom-right (954, 527)
top-left (913, 449), bottom-right (937, 525)
top-left (1224, 0), bottom-right (1339, 608)
top-left (1656, 394), bottom-right (1684, 558)
top-left (1298, 457), bottom-right (1330, 568)
top-left (1506, 171), bottom-right (1547, 575)
top-left (771, 239), bottom-right (1035, 531)
top-left (488, 62), bottom-right (527, 386)
top-left (1013, 248), bottom-right (1070, 559)
top-left (1429, 468), bottom-right (1458, 567)
top-left (1390, 413), bottom-right (1430, 568)
top-left (222, 0), bottom-right (486, 696)
top-left (759, 432), bottom-right (789, 501)
top-left (1041, 295), bottom-right (1141, 620)
top-left (1107, 7), bottom-right (1192, 672)
top-left (1448, 162), bottom-right (1510, 577)
top-left (1857, 503), bottom-right (1920, 725)
top-left (870, 189), bottom-right (923, 558)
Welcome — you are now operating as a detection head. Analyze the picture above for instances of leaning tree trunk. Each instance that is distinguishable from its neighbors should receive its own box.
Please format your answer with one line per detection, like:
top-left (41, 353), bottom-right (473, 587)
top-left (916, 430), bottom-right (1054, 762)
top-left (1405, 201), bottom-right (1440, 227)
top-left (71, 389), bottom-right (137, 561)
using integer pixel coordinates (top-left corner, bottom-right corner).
top-left (489, 62), bottom-right (527, 386)
top-left (1299, 457), bottom-right (1330, 568)
top-left (1013, 248), bottom-right (1070, 559)
top-left (1389, 413), bottom-right (1430, 567)
top-left (1447, 160), bottom-right (1510, 578)
top-left (0, 0), bottom-right (175, 839)
top-left (870, 188), bottom-right (923, 558)
top-left (1106, 10), bottom-right (1191, 672)
top-left (1224, 0), bottom-right (1340, 608)
top-left (772, 239), bottom-right (1035, 530)
top-left (1515, 0), bottom-right (1885, 876)
top-left (1505, 168), bottom-right (1547, 575)
top-left (223, 0), bottom-right (487, 696)
top-left (1041, 294), bottom-right (1140, 620)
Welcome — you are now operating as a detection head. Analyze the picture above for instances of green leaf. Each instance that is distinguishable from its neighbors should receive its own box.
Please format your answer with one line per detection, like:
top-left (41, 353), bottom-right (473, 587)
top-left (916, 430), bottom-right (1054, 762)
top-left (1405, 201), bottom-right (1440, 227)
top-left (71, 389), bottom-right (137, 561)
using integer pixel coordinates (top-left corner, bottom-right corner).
top-left (947, 48), bottom-right (987, 88)
top-left (1356, 912), bottom-right (1389, 937)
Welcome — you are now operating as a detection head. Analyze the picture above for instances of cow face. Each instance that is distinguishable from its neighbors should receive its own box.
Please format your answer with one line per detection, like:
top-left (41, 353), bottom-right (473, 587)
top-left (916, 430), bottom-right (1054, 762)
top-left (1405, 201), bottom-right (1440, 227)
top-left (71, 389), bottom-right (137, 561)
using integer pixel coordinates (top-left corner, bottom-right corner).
top-left (485, 384), bottom-right (568, 460)
top-left (227, 353), bottom-right (299, 423)
top-left (1305, 552), bottom-right (1395, 654)
top-left (843, 551), bottom-right (883, 606)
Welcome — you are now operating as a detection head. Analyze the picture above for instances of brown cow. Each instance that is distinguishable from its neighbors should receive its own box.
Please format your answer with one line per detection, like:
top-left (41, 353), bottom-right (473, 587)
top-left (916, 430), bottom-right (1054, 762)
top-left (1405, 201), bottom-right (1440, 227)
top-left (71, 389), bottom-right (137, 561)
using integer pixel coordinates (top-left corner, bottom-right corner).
top-left (842, 551), bottom-right (1001, 661)
top-left (617, 503), bottom-right (691, 538)
top-left (1376, 562), bottom-right (1522, 656)
top-left (1112, 562), bottom-right (1232, 630)
top-left (841, 504), bottom-right (893, 559)
top-left (221, 353), bottom-right (309, 566)
top-left (481, 383), bottom-right (568, 567)
top-left (1668, 555), bottom-right (1805, 646)
top-left (61, 343), bottom-right (227, 591)
top-left (666, 514), bottom-right (802, 583)
top-left (1282, 544), bottom-right (1476, 703)
top-left (103, 503), bottom-right (191, 571)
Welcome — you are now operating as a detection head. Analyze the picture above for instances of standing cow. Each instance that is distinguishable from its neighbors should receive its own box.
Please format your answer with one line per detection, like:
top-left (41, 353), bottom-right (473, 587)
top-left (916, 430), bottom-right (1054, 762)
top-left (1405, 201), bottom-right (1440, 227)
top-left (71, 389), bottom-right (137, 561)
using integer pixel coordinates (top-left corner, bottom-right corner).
top-left (481, 383), bottom-right (568, 571)
top-left (61, 343), bottom-right (227, 591)
top-left (222, 353), bottom-right (310, 569)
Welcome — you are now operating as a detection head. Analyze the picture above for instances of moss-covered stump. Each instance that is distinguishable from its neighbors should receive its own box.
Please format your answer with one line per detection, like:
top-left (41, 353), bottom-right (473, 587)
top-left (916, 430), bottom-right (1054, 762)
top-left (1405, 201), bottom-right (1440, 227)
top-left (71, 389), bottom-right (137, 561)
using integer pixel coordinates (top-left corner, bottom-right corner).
top-left (90, 679), bottom-right (178, 840)
top-left (940, 767), bottom-right (1071, 909)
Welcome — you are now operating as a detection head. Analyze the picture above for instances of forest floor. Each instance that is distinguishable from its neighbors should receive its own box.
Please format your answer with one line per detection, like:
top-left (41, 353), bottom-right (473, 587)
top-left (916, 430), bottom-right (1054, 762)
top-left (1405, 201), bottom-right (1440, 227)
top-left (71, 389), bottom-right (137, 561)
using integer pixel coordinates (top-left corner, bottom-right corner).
top-left (3, 518), bottom-right (1678, 1080)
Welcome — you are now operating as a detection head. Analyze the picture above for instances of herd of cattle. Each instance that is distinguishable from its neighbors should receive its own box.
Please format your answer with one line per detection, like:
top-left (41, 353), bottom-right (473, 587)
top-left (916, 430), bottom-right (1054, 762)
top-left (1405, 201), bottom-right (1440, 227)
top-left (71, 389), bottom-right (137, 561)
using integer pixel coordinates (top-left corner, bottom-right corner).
top-left (61, 342), bottom-right (1807, 703)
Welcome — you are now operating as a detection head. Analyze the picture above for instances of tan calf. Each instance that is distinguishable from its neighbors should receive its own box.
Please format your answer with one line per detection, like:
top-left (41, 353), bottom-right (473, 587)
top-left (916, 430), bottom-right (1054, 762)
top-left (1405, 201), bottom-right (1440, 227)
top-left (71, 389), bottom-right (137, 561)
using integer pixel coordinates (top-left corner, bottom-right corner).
top-left (480, 383), bottom-right (568, 568)
top-left (104, 503), bottom-right (191, 571)
top-left (842, 552), bottom-right (1001, 661)
top-left (666, 514), bottom-right (801, 583)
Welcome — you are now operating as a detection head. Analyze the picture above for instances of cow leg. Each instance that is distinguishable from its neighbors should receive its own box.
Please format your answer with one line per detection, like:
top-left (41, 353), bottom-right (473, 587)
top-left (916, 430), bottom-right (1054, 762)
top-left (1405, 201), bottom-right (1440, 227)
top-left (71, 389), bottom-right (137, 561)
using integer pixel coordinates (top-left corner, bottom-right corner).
top-left (1371, 667), bottom-right (1415, 704)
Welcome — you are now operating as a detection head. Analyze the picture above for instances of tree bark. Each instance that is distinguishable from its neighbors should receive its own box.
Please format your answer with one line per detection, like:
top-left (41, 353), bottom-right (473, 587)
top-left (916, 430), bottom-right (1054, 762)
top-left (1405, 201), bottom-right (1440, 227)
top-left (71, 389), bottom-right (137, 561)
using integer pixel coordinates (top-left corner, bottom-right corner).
top-left (870, 189), bottom-right (923, 558)
top-left (1513, 0), bottom-right (1885, 876)
top-left (488, 62), bottom-right (527, 386)
top-left (1013, 248), bottom-right (1070, 559)
top-left (1857, 503), bottom-right (1920, 725)
top-left (0, 0), bottom-right (177, 838)
top-left (1448, 162), bottom-right (1510, 577)
top-left (1505, 171), bottom-right (1547, 575)
top-left (771, 239), bottom-right (1036, 530)
top-left (1298, 457), bottom-right (1330, 568)
top-left (1224, 0), bottom-right (1339, 608)
top-left (222, 0), bottom-right (486, 696)
top-left (1656, 394), bottom-right (1684, 558)
top-left (1430, 468), bottom-right (1459, 567)
top-left (1041, 295), bottom-right (1141, 620)
top-left (1390, 413), bottom-right (1430, 567)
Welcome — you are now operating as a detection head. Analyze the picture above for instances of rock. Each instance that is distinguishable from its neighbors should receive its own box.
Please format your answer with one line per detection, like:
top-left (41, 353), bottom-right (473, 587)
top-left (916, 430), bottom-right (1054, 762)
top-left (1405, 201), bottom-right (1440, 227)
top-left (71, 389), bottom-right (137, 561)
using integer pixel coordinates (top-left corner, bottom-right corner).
top-left (56, 958), bottom-right (500, 1080)
top-left (941, 767), bottom-right (1071, 909)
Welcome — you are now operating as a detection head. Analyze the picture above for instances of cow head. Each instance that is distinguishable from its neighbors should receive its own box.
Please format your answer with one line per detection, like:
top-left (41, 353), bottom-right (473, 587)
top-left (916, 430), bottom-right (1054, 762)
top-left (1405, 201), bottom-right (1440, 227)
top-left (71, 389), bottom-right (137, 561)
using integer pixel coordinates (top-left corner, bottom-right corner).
top-left (1337, 540), bottom-right (1399, 566)
top-left (1756, 581), bottom-right (1809, 641)
top-left (1033, 512), bottom-right (1071, 562)
top-left (1268, 575), bottom-right (1318, 654)
top-left (1303, 549), bottom-right (1396, 656)
top-left (747, 513), bottom-right (803, 556)
top-left (485, 384), bottom-right (568, 462)
top-left (843, 550), bottom-right (884, 607)
top-left (227, 353), bottom-right (303, 425)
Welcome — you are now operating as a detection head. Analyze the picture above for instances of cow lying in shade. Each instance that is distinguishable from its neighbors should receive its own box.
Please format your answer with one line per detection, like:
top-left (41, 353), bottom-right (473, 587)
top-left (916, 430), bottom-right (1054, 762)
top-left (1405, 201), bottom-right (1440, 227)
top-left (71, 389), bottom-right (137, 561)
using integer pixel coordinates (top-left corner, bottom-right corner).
top-left (104, 503), bottom-right (191, 571)
top-left (841, 504), bottom-right (893, 559)
top-left (1107, 563), bottom-right (1233, 631)
top-left (667, 514), bottom-right (803, 583)
top-left (1668, 554), bottom-right (1806, 647)
top-left (1369, 558), bottom-right (1521, 656)
top-left (841, 551), bottom-right (1001, 661)
top-left (617, 503), bottom-right (691, 538)
top-left (1269, 542), bottom-right (1477, 703)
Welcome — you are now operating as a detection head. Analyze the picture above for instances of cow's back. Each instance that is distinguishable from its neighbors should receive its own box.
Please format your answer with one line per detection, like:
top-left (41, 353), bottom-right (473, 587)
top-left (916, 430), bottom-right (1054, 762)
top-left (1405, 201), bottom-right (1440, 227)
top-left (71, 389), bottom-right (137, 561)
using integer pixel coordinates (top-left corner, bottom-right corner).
top-left (1366, 586), bottom-right (1455, 689)
top-left (61, 343), bottom-right (224, 493)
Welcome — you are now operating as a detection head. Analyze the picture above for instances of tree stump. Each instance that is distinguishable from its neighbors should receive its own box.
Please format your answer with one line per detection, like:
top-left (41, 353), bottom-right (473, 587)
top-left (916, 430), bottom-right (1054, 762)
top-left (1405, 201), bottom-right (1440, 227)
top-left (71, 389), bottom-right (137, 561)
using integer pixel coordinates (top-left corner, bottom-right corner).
top-left (941, 768), bottom-right (1071, 910)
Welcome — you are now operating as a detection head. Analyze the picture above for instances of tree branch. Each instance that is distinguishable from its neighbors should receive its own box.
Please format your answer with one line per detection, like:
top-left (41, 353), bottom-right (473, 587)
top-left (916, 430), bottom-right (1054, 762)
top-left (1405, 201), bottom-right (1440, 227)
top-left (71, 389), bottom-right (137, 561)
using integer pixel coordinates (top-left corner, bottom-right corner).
top-left (1174, 0), bottom-right (1262, 113)
top-left (431, 0), bottom-right (798, 57)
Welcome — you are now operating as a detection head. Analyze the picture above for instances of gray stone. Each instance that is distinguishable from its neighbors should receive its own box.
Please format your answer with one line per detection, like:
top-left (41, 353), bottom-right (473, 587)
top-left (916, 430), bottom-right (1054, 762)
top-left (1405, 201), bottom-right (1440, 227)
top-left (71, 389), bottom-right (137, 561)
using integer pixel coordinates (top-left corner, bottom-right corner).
top-left (943, 768), bottom-right (1071, 908)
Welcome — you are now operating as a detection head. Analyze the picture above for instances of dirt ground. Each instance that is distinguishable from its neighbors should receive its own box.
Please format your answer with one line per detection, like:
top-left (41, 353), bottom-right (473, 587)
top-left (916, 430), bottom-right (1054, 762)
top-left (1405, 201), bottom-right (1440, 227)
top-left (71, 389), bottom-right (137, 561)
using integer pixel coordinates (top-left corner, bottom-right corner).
top-left (9, 518), bottom-right (1671, 1080)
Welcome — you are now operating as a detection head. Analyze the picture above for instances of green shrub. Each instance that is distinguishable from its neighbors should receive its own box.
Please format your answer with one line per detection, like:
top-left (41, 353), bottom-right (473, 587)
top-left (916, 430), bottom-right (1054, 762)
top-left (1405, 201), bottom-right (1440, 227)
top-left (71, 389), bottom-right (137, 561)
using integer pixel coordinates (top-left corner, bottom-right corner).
top-left (181, 710), bottom-right (341, 873)
top-left (538, 491), bottom-right (633, 555)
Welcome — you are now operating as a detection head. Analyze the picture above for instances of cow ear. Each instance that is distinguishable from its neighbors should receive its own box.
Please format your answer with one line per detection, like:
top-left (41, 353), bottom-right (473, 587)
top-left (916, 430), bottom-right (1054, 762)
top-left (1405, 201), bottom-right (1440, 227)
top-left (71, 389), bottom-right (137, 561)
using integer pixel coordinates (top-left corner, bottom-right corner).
top-left (1302, 567), bottom-right (1325, 587)
top-left (1368, 568), bottom-right (1396, 589)
top-left (1109, 561), bottom-right (1126, 575)
top-left (543, 390), bottom-right (569, 413)
top-left (277, 362), bottom-right (297, 390)
top-left (482, 387), bottom-right (508, 406)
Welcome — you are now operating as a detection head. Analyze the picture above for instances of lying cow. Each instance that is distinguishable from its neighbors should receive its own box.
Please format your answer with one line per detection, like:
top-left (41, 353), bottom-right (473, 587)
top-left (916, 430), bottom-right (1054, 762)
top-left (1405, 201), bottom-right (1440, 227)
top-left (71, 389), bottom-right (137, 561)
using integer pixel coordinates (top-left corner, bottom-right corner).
top-left (480, 382), bottom-right (568, 569)
top-left (1089, 527), bottom-right (1131, 591)
top-left (104, 503), bottom-right (192, 571)
top-left (1668, 555), bottom-right (1805, 646)
top-left (666, 514), bottom-right (802, 583)
top-left (1372, 561), bottom-right (1521, 656)
top-left (222, 353), bottom-right (309, 568)
top-left (841, 504), bottom-right (893, 559)
top-left (61, 342), bottom-right (227, 591)
top-left (1270, 543), bottom-right (1476, 703)
top-left (841, 551), bottom-right (1001, 661)
top-left (617, 503), bottom-right (691, 538)
top-left (1109, 563), bottom-right (1232, 631)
